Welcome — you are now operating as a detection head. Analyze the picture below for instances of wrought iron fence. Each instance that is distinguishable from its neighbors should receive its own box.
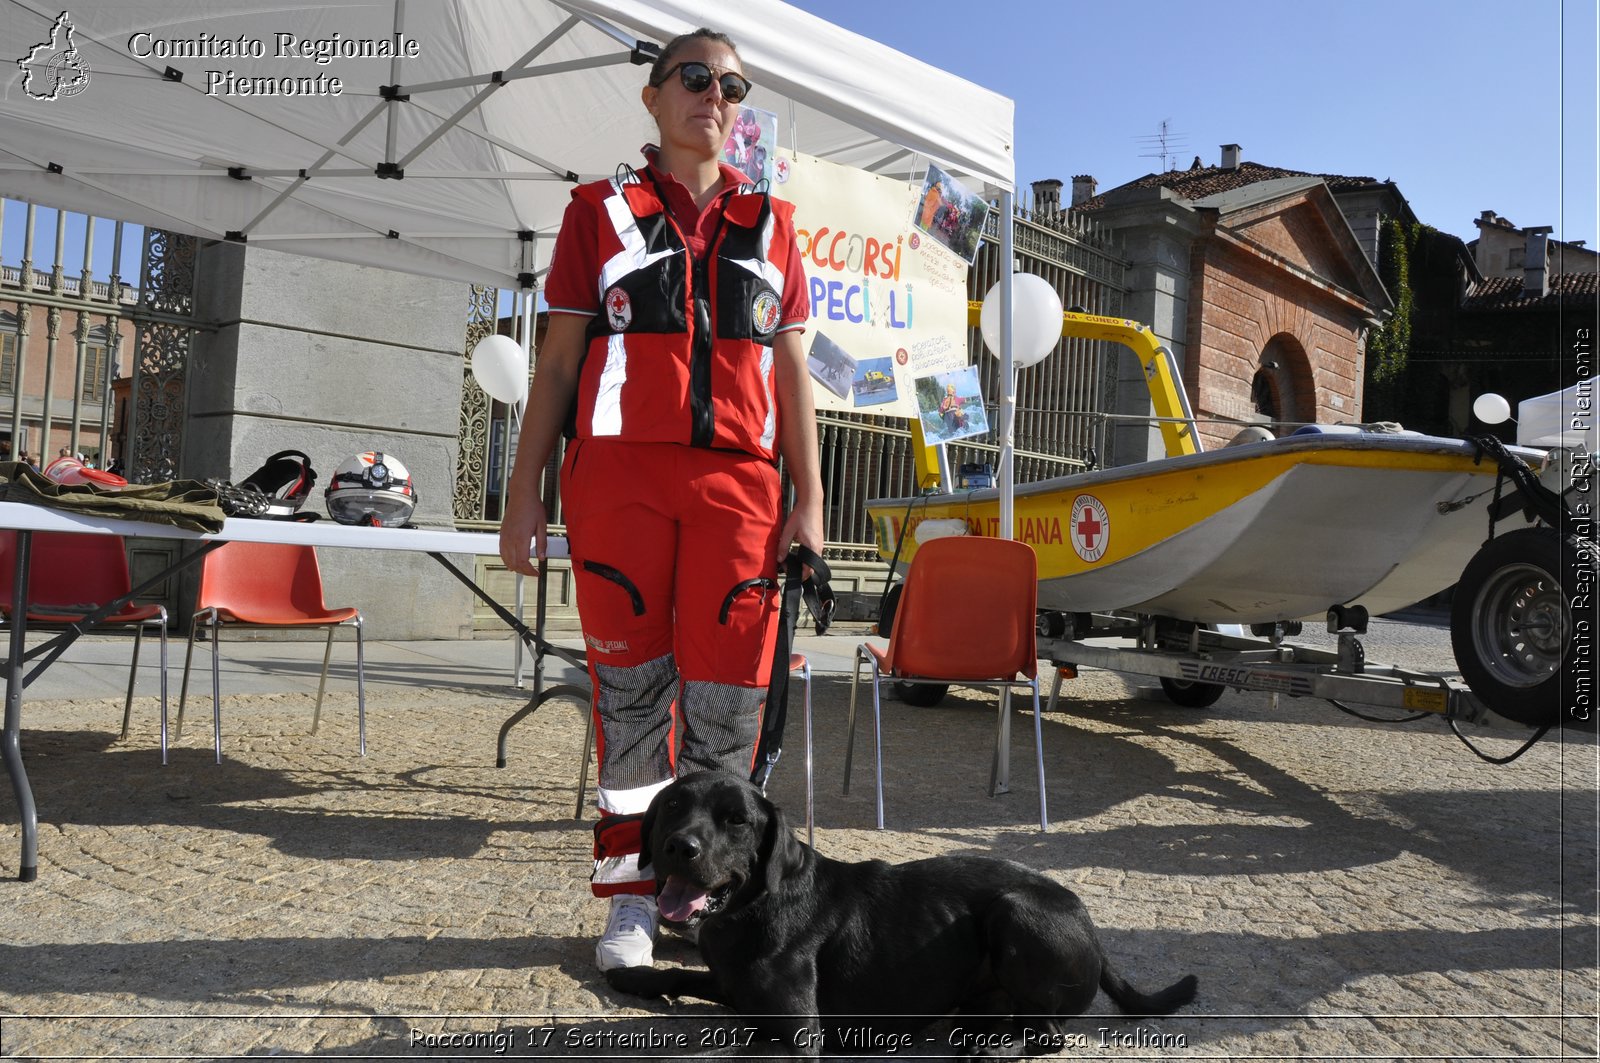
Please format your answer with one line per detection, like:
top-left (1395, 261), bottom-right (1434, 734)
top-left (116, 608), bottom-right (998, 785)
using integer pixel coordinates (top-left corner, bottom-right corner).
top-left (0, 199), bottom-right (201, 484)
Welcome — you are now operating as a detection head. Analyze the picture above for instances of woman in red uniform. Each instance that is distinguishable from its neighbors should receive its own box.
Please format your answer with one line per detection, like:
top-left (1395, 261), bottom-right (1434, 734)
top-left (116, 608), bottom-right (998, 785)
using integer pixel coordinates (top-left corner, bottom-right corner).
top-left (498, 28), bottom-right (822, 972)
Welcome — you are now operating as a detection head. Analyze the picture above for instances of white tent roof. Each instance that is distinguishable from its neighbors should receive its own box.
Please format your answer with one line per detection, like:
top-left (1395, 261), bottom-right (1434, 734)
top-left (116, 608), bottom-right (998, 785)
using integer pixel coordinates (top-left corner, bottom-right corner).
top-left (0, 0), bottom-right (1014, 290)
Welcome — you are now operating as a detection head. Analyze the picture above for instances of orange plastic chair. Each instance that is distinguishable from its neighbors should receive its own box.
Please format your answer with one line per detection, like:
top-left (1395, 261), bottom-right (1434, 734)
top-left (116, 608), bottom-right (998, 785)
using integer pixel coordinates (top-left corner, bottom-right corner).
top-left (177, 541), bottom-right (365, 763)
top-left (0, 530), bottom-right (169, 756)
top-left (844, 535), bottom-right (1047, 831)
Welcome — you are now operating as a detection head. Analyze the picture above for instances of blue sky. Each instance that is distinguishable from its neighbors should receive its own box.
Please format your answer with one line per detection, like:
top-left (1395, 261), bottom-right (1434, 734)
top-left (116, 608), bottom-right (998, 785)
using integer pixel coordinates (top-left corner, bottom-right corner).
top-left (794, 0), bottom-right (1598, 249)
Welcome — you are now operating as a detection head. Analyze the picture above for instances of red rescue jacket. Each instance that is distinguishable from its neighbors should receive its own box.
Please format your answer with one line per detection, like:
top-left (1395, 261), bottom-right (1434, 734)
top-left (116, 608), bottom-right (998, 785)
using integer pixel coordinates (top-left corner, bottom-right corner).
top-left (567, 172), bottom-right (799, 461)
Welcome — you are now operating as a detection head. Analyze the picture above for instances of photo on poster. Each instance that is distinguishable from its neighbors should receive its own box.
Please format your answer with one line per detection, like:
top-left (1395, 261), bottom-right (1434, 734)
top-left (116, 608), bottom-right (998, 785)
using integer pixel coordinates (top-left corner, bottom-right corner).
top-left (914, 365), bottom-right (989, 444)
top-left (807, 331), bottom-right (858, 400)
top-left (723, 105), bottom-right (778, 185)
top-left (851, 356), bottom-right (899, 408)
top-left (911, 164), bottom-right (990, 265)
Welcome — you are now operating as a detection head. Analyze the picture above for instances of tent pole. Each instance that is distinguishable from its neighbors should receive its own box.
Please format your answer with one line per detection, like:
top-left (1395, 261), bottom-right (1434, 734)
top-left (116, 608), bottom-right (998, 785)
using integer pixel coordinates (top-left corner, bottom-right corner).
top-left (997, 191), bottom-right (1016, 542)
top-left (384, 0), bottom-right (407, 168)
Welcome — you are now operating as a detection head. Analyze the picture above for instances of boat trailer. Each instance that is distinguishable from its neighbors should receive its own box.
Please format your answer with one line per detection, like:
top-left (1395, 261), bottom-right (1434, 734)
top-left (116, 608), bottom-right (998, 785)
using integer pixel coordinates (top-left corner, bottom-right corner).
top-left (1036, 609), bottom-right (1488, 724)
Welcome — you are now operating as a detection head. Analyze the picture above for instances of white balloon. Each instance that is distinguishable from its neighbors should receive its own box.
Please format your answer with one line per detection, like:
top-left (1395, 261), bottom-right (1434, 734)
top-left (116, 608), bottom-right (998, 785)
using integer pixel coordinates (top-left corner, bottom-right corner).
top-left (1472, 392), bottom-right (1512, 425)
top-left (980, 272), bottom-right (1064, 369)
top-left (471, 334), bottom-right (529, 405)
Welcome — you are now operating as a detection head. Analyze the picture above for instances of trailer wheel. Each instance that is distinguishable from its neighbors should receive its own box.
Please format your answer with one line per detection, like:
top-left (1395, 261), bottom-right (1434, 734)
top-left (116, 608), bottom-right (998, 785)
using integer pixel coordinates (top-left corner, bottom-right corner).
top-left (1159, 675), bottom-right (1226, 708)
top-left (1450, 527), bottom-right (1588, 726)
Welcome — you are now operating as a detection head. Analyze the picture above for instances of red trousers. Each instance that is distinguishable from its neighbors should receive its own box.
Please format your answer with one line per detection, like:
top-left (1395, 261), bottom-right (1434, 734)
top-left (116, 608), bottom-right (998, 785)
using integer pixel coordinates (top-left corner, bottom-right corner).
top-left (562, 439), bottom-right (782, 896)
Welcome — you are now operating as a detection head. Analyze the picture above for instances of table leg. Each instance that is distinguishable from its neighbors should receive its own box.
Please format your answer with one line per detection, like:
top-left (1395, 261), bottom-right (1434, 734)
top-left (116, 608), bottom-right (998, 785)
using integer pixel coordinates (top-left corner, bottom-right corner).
top-left (425, 552), bottom-right (590, 764)
top-left (4, 531), bottom-right (37, 881)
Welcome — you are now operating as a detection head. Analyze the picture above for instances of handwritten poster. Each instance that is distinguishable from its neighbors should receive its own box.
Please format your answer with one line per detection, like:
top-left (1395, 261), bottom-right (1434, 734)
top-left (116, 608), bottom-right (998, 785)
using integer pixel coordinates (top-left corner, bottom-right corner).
top-left (774, 151), bottom-right (970, 418)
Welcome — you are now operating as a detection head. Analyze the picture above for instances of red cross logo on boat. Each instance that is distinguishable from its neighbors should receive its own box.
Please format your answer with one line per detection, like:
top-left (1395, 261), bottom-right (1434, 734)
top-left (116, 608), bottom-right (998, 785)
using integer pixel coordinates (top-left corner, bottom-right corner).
top-left (1070, 494), bottom-right (1110, 563)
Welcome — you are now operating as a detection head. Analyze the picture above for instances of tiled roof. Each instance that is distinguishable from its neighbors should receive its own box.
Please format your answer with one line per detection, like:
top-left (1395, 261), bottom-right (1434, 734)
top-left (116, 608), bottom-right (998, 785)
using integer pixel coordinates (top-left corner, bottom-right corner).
top-left (1461, 270), bottom-right (1600, 311)
top-left (1077, 161), bottom-right (1381, 211)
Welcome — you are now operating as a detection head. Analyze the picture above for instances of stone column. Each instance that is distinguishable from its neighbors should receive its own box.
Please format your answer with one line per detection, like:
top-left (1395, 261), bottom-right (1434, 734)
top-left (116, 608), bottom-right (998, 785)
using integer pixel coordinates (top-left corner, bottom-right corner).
top-left (1083, 189), bottom-right (1203, 465)
top-left (185, 241), bottom-right (475, 639)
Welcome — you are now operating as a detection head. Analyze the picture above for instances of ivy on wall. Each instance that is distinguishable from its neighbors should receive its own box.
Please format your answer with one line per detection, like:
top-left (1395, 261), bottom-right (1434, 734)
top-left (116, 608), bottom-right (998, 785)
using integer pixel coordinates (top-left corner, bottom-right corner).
top-left (1366, 217), bottom-right (1419, 398)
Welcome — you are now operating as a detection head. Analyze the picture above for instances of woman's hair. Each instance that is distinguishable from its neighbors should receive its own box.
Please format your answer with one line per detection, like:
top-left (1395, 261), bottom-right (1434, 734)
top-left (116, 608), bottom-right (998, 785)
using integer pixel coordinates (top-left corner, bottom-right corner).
top-left (648, 27), bottom-right (740, 85)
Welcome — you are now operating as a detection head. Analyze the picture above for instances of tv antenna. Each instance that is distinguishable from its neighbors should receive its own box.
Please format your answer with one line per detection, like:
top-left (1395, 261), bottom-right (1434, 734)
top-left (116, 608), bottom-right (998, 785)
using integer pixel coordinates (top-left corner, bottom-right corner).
top-left (1134, 119), bottom-right (1190, 172)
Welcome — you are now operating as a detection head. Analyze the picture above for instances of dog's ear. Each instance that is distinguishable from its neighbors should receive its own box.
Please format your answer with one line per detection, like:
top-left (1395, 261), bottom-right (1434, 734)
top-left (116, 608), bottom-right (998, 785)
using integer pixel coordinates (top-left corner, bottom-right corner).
top-left (755, 791), bottom-right (807, 894)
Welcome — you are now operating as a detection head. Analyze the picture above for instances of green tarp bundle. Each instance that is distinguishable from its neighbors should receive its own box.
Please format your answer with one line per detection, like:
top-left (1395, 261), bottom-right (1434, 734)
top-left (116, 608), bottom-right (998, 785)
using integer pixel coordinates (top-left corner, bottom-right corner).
top-left (0, 462), bottom-right (225, 533)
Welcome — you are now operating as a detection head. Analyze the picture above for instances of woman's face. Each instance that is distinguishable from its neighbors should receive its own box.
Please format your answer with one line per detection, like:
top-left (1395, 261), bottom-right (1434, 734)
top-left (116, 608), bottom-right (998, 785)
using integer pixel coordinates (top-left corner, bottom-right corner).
top-left (642, 40), bottom-right (743, 161)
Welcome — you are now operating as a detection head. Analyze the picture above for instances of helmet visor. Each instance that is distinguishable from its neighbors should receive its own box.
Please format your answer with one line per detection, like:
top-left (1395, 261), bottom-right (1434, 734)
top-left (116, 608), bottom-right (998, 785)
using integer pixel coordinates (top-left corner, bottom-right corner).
top-left (327, 489), bottom-right (415, 527)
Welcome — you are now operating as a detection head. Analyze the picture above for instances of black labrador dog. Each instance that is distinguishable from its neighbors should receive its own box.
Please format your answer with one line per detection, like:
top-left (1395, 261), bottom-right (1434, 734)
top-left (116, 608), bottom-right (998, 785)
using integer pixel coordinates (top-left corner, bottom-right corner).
top-left (605, 772), bottom-right (1196, 1057)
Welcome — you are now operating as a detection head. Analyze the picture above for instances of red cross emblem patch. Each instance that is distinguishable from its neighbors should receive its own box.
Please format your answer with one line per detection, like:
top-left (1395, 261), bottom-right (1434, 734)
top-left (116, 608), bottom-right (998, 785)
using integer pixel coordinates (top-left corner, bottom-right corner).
top-left (1069, 493), bottom-right (1110, 563)
top-left (604, 286), bottom-right (632, 331)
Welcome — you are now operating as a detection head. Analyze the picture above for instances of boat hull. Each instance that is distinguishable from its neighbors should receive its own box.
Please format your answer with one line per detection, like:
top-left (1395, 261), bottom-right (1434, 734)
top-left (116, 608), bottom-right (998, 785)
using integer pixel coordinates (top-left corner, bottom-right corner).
top-left (867, 434), bottom-right (1543, 625)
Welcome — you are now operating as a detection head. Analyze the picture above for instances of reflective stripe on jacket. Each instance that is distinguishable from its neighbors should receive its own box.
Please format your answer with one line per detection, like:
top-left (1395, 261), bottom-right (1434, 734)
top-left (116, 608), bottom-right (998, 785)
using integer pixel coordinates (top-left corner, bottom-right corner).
top-left (568, 172), bottom-right (797, 460)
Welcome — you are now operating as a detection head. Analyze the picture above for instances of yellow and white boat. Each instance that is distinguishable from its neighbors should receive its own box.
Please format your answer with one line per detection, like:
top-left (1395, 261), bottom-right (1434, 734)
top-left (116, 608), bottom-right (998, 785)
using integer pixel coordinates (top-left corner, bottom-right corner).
top-left (870, 428), bottom-right (1537, 627)
top-left (865, 312), bottom-right (1583, 729)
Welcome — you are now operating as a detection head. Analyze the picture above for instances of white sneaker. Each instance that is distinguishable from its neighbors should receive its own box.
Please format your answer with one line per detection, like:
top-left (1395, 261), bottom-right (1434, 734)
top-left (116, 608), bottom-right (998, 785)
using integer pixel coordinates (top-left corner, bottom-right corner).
top-left (594, 894), bottom-right (658, 971)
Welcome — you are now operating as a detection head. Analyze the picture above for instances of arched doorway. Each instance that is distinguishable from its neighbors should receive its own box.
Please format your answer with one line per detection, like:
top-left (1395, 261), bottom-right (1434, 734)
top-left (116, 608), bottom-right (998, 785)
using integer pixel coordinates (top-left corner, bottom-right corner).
top-left (1253, 334), bottom-right (1312, 430)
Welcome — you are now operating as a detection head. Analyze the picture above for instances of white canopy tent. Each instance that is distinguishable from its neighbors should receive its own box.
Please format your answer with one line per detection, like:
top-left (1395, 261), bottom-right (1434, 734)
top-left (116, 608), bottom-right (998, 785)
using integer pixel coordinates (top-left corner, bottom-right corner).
top-left (0, 0), bottom-right (1031, 536)
top-left (0, 0), bottom-right (1014, 289)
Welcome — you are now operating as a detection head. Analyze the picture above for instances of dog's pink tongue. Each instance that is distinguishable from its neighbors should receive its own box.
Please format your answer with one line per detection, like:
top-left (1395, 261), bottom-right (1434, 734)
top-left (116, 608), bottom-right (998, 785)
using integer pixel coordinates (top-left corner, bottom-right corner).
top-left (657, 875), bottom-right (709, 923)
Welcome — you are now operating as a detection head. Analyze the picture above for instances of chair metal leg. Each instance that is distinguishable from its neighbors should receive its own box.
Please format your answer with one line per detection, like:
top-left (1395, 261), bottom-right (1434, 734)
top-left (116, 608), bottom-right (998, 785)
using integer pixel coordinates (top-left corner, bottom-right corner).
top-left (798, 657), bottom-right (814, 848)
top-left (156, 614), bottom-right (169, 767)
top-left (311, 625), bottom-right (335, 734)
top-left (126, 609), bottom-right (171, 762)
top-left (1030, 678), bottom-right (1048, 831)
top-left (176, 612), bottom-right (205, 740)
top-left (353, 616), bottom-right (366, 757)
top-left (122, 626), bottom-right (142, 738)
top-left (210, 620), bottom-right (223, 764)
top-left (843, 647), bottom-right (864, 794)
top-left (870, 662), bottom-right (886, 830)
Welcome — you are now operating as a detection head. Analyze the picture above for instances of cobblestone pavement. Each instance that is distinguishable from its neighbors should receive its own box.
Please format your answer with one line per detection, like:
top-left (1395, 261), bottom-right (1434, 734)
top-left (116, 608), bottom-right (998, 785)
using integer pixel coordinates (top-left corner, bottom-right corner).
top-left (0, 621), bottom-right (1595, 1060)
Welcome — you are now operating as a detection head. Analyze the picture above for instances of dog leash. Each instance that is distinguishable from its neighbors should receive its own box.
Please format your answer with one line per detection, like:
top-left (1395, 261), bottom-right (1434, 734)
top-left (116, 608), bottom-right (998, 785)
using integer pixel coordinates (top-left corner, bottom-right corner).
top-left (750, 544), bottom-right (834, 793)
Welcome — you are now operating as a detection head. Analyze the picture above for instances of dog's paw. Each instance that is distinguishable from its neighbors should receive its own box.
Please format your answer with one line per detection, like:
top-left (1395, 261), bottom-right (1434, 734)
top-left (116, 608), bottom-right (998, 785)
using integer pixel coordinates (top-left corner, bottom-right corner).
top-left (604, 964), bottom-right (668, 998)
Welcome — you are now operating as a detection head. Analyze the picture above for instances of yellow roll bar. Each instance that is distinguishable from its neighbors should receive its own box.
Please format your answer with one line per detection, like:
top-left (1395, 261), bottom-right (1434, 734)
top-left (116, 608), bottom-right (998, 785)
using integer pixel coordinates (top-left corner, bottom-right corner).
top-left (964, 303), bottom-right (1200, 455)
top-left (915, 306), bottom-right (1201, 489)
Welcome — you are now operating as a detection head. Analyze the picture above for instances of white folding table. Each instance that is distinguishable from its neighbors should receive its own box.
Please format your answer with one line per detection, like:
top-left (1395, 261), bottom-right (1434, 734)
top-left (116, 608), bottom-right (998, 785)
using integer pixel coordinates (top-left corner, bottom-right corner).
top-left (0, 500), bottom-right (581, 881)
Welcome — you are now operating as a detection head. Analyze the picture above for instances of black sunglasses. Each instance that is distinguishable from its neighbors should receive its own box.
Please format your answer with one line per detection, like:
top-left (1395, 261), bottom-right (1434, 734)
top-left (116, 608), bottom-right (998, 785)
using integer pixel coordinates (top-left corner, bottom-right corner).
top-left (653, 61), bottom-right (751, 104)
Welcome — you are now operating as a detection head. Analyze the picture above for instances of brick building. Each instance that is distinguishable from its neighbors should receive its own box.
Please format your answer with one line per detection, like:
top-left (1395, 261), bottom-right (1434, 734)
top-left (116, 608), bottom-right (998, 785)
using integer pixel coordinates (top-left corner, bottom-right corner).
top-left (1069, 147), bottom-right (1393, 459)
